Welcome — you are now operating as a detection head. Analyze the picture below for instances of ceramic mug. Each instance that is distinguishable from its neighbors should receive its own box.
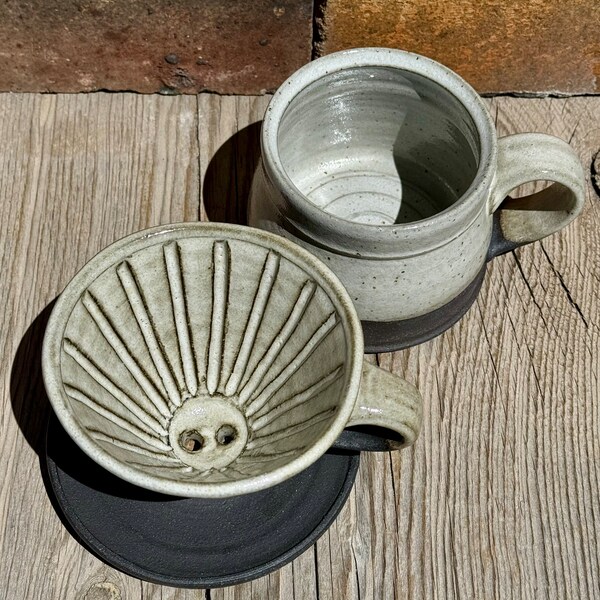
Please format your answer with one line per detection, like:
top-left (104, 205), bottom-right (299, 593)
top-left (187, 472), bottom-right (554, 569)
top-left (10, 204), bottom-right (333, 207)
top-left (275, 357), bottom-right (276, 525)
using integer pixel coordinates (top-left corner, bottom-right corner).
top-left (42, 223), bottom-right (422, 498)
top-left (248, 48), bottom-right (586, 352)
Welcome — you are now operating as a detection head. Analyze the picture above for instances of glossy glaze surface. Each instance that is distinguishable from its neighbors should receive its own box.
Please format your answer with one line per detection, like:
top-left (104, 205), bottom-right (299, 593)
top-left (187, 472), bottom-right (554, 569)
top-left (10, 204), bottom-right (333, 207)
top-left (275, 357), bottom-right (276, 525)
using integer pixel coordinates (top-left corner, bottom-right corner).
top-left (278, 66), bottom-right (479, 225)
top-left (250, 48), bottom-right (586, 327)
top-left (42, 223), bottom-right (422, 497)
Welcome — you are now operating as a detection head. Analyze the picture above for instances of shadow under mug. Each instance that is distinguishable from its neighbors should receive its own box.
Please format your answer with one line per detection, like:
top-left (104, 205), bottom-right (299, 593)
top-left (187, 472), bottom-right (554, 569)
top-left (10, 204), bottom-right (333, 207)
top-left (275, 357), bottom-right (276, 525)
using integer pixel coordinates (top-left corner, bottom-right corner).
top-left (42, 223), bottom-right (422, 498)
top-left (248, 48), bottom-right (586, 352)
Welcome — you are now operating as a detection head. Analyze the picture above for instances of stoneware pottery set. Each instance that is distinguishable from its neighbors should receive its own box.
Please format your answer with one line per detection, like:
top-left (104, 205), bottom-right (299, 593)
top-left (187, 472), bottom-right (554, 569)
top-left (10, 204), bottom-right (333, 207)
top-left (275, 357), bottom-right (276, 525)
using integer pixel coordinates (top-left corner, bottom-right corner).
top-left (41, 49), bottom-right (585, 587)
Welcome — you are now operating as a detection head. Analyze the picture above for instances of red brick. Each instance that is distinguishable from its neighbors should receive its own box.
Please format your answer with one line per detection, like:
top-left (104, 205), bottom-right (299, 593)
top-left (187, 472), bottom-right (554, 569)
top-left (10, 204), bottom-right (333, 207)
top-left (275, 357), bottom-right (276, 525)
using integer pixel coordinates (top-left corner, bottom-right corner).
top-left (0, 0), bottom-right (312, 94)
top-left (318, 0), bottom-right (600, 93)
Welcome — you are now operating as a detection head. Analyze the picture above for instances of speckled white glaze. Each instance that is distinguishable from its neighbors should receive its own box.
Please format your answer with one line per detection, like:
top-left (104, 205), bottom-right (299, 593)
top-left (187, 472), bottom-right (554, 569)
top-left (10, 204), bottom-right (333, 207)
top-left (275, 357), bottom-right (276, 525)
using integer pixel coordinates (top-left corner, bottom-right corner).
top-left (42, 223), bottom-right (422, 498)
top-left (249, 48), bottom-right (586, 322)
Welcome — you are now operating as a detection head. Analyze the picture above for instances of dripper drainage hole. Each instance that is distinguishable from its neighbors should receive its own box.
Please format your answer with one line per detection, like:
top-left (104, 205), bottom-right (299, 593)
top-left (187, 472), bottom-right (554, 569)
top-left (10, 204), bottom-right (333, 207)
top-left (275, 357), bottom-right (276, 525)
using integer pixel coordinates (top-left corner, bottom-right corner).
top-left (168, 398), bottom-right (248, 469)
top-left (180, 430), bottom-right (205, 453)
top-left (216, 424), bottom-right (237, 446)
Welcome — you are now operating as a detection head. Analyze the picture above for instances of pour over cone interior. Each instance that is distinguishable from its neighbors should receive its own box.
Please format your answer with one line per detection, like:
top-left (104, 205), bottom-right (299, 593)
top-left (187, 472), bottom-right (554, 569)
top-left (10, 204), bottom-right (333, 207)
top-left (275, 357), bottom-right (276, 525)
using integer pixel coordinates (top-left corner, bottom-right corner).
top-left (43, 224), bottom-right (362, 498)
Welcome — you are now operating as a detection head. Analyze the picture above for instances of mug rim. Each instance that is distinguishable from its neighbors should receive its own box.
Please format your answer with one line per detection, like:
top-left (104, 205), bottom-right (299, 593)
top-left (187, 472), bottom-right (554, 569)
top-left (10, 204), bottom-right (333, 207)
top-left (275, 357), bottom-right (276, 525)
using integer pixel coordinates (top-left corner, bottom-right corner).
top-left (261, 47), bottom-right (497, 252)
top-left (42, 222), bottom-right (364, 498)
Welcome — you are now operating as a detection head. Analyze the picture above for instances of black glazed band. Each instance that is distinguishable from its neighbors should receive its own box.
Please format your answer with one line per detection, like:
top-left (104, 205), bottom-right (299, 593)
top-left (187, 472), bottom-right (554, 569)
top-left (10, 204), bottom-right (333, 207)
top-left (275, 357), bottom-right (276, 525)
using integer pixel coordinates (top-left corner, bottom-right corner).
top-left (361, 213), bottom-right (529, 353)
top-left (361, 263), bottom-right (487, 354)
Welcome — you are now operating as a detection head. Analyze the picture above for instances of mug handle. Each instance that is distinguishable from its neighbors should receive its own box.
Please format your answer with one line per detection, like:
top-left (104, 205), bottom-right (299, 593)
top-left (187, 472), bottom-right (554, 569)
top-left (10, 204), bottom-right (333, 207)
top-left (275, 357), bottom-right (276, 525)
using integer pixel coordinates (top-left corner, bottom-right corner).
top-left (487, 133), bottom-right (586, 260)
top-left (332, 362), bottom-right (422, 452)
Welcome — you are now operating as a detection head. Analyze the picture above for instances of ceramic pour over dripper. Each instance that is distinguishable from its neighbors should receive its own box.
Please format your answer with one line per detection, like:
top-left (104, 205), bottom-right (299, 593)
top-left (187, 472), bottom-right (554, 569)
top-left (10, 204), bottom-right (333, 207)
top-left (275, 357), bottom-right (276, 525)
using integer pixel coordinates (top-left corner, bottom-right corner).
top-left (42, 223), bottom-right (422, 498)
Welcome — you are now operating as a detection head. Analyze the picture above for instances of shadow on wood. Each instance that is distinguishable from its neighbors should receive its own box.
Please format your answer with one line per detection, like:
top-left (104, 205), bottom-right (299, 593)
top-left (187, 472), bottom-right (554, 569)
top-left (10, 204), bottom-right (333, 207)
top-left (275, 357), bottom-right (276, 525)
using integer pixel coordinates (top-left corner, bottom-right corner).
top-left (10, 301), bottom-right (56, 456)
top-left (202, 121), bottom-right (263, 225)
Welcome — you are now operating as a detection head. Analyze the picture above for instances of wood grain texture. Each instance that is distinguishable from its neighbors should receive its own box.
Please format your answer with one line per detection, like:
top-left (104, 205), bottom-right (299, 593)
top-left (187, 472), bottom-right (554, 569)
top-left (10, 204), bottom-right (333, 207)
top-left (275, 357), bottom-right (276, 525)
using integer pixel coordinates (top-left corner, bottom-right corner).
top-left (198, 94), bottom-right (271, 225)
top-left (0, 93), bottom-right (203, 600)
top-left (1, 93), bottom-right (600, 599)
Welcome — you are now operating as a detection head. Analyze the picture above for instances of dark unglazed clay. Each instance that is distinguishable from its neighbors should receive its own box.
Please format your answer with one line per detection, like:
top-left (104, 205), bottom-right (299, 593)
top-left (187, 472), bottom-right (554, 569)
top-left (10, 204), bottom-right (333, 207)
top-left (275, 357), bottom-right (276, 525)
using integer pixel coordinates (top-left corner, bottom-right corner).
top-left (362, 263), bottom-right (487, 353)
top-left (360, 212), bottom-right (533, 353)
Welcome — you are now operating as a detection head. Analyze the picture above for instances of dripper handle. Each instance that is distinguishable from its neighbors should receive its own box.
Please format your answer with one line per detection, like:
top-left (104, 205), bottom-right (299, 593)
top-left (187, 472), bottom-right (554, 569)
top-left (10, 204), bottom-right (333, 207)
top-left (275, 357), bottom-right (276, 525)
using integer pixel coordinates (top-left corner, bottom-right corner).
top-left (332, 362), bottom-right (422, 452)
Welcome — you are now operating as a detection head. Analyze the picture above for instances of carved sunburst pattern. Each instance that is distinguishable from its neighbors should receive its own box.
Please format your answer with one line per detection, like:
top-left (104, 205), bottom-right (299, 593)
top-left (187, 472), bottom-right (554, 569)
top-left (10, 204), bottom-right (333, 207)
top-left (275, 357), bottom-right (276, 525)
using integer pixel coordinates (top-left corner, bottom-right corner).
top-left (60, 236), bottom-right (347, 484)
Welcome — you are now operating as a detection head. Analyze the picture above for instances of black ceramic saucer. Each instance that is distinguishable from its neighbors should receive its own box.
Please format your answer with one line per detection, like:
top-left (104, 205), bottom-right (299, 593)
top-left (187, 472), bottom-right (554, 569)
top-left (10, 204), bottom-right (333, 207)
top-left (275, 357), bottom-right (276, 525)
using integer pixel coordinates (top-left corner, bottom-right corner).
top-left (45, 416), bottom-right (359, 588)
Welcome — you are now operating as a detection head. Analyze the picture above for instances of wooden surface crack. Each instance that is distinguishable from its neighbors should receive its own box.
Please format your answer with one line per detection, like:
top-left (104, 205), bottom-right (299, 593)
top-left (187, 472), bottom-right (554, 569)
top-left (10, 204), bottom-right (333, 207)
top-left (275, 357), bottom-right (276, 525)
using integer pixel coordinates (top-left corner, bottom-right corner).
top-left (539, 242), bottom-right (589, 328)
top-left (313, 544), bottom-right (321, 600)
top-left (512, 251), bottom-right (548, 326)
top-left (351, 546), bottom-right (361, 600)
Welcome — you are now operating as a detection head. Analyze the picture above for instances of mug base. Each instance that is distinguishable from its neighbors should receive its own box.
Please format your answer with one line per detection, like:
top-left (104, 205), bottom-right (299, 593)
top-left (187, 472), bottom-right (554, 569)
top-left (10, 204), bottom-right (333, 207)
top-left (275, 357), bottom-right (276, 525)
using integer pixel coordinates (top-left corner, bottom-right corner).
top-left (362, 264), bottom-right (486, 353)
top-left (43, 414), bottom-right (359, 589)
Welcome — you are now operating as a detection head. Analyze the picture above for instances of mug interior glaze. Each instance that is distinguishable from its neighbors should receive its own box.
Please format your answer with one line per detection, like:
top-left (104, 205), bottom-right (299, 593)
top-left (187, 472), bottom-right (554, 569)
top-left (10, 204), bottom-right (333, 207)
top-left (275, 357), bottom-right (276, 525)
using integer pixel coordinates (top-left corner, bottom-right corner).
top-left (278, 66), bottom-right (480, 225)
top-left (260, 48), bottom-right (498, 259)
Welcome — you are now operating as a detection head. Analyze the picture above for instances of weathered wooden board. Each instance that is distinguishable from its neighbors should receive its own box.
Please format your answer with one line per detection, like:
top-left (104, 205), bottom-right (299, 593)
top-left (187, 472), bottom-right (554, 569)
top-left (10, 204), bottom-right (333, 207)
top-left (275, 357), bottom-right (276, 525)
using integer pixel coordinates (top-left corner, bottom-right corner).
top-left (1, 93), bottom-right (599, 599)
